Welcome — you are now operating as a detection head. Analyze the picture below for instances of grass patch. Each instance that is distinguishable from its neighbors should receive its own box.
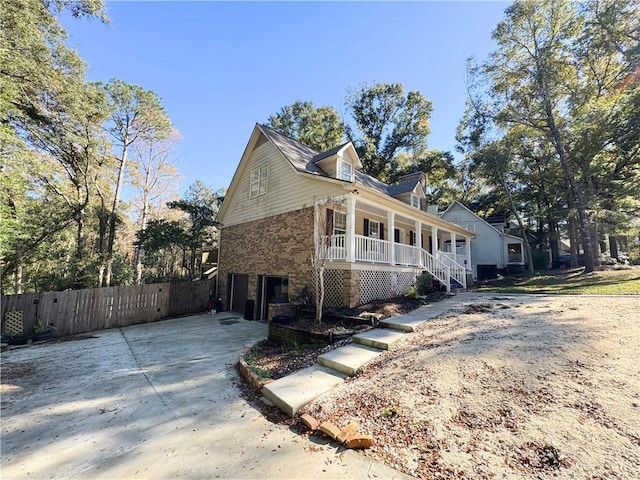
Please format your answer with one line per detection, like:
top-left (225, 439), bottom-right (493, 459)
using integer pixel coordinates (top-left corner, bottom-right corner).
top-left (243, 348), bottom-right (273, 381)
top-left (474, 266), bottom-right (640, 295)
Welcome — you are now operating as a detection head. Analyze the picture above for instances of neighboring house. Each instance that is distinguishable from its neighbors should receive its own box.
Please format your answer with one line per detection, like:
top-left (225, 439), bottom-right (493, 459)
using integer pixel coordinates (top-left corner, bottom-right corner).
top-left (216, 124), bottom-right (476, 319)
top-left (440, 201), bottom-right (526, 280)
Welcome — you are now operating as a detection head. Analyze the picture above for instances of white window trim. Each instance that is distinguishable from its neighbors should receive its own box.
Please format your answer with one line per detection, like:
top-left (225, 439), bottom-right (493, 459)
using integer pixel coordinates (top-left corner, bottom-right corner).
top-left (250, 164), bottom-right (268, 199)
top-left (410, 194), bottom-right (420, 209)
top-left (338, 158), bottom-right (353, 182)
top-left (368, 219), bottom-right (380, 239)
top-left (334, 211), bottom-right (347, 236)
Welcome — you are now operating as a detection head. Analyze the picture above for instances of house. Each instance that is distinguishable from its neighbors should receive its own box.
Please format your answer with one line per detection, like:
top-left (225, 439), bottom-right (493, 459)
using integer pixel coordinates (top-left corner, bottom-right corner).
top-left (440, 201), bottom-right (526, 280)
top-left (216, 124), bottom-right (476, 319)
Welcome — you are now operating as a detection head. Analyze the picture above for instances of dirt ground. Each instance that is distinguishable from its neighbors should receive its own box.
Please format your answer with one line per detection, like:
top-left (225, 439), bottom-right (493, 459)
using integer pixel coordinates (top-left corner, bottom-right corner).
top-left (248, 296), bottom-right (435, 380)
top-left (300, 294), bottom-right (640, 479)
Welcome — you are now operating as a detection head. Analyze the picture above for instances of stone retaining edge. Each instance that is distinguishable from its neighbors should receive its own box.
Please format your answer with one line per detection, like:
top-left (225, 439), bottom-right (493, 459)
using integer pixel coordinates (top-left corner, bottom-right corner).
top-left (237, 344), bottom-right (273, 394)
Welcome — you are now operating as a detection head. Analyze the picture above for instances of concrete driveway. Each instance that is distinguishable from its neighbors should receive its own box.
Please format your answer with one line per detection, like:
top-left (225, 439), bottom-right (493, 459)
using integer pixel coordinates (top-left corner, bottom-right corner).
top-left (1, 313), bottom-right (409, 479)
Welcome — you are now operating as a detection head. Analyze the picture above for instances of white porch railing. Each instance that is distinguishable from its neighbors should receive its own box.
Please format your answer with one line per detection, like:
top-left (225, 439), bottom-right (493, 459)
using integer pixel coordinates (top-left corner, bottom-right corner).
top-left (435, 251), bottom-right (467, 289)
top-left (439, 251), bottom-right (470, 270)
top-left (394, 243), bottom-right (422, 266)
top-left (321, 234), bottom-right (467, 292)
top-left (355, 235), bottom-right (391, 263)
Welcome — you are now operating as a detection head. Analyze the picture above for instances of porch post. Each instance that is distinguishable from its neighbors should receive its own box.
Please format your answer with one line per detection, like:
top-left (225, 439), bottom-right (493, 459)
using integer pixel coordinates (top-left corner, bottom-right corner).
top-left (431, 226), bottom-right (438, 254)
top-left (387, 211), bottom-right (395, 265)
top-left (450, 232), bottom-right (457, 264)
top-left (415, 220), bottom-right (422, 266)
top-left (346, 194), bottom-right (356, 263)
top-left (465, 237), bottom-right (471, 270)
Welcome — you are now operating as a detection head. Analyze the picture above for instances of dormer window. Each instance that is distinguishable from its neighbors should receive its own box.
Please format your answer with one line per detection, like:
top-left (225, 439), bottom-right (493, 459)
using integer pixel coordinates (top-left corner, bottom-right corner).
top-left (338, 159), bottom-right (353, 181)
top-left (410, 194), bottom-right (420, 209)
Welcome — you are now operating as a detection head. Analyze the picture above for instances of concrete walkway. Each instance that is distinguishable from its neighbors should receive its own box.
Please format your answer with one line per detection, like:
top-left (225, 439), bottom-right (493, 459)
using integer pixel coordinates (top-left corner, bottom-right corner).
top-left (1, 313), bottom-right (410, 479)
top-left (263, 294), bottom-right (471, 417)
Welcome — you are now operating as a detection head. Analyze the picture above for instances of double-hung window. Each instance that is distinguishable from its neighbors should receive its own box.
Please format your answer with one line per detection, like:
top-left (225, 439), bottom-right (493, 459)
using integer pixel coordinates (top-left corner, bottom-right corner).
top-left (338, 159), bottom-right (353, 181)
top-left (334, 211), bottom-right (347, 236)
top-left (368, 219), bottom-right (380, 239)
top-left (410, 194), bottom-right (420, 209)
top-left (250, 164), bottom-right (268, 199)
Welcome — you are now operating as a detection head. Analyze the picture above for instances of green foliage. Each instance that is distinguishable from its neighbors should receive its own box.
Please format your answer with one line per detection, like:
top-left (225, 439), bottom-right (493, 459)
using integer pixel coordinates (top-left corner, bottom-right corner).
top-left (531, 250), bottom-right (550, 270)
top-left (459, 0), bottom-right (640, 274)
top-left (136, 182), bottom-right (221, 279)
top-left (476, 267), bottom-right (640, 295)
top-left (267, 101), bottom-right (346, 151)
top-left (405, 285), bottom-right (418, 299)
top-left (243, 350), bottom-right (272, 381)
top-left (414, 272), bottom-right (434, 295)
top-left (346, 82), bottom-right (433, 181)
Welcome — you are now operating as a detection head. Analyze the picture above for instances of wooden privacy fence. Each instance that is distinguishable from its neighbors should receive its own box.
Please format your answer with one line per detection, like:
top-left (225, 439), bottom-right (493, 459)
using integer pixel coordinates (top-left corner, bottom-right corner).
top-left (1, 280), bottom-right (214, 338)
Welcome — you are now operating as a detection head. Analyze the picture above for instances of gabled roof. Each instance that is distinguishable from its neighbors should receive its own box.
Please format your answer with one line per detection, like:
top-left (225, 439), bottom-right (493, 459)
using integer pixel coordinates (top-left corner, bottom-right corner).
top-left (312, 143), bottom-right (349, 163)
top-left (220, 123), bottom-right (442, 223)
top-left (387, 182), bottom-right (421, 196)
top-left (258, 124), bottom-right (324, 175)
top-left (441, 201), bottom-right (524, 242)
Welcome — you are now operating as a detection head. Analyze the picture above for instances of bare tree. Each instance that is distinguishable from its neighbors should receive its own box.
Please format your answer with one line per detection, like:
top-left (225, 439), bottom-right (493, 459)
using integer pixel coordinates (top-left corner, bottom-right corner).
top-left (311, 197), bottom-right (345, 324)
top-left (129, 129), bottom-right (182, 284)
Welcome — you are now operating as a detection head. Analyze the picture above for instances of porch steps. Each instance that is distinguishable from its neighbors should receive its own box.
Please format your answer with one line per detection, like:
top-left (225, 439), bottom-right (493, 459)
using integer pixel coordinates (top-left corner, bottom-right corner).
top-left (352, 328), bottom-right (407, 350)
top-left (260, 294), bottom-right (471, 417)
top-left (262, 365), bottom-right (347, 416)
top-left (317, 344), bottom-right (382, 376)
top-left (381, 315), bottom-right (429, 333)
top-left (381, 300), bottom-right (457, 332)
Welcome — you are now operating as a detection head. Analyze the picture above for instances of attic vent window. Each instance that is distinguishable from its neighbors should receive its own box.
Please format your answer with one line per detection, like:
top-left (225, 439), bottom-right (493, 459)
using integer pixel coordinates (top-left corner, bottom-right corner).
top-left (338, 159), bottom-right (353, 182)
top-left (250, 164), bottom-right (268, 199)
top-left (411, 194), bottom-right (420, 209)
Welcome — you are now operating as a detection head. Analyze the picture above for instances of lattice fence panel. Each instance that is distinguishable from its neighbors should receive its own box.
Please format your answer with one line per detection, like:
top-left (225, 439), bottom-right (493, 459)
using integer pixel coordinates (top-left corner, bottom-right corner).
top-left (312, 269), bottom-right (344, 308)
top-left (360, 271), bottom-right (392, 305)
top-left (3, 310), bottom-right (24, 335)
top-left (359, 270), bottom-right (418, 305)
top-left (396, 271), bottom-right (416, 295)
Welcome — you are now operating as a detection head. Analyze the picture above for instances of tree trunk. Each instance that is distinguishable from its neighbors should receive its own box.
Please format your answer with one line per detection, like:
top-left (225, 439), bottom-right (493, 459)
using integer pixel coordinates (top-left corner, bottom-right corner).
top-left (73, 206), bottom-right (86, 287)
top-left (541, 95), bottom-right (595, 273)
top-left (315, 267), bottom-right (325, 325)
top-left (105, 138), bottom-right (129, 286)
top-left (548, 217), bottom-right (559, 268)
top-left (14, 246), bottom-right (23, 294)
top-left (499, 175), bottom-right (534, 274)
top-left (134, 192), bottom-right (150, 285)
top-left (609, 235), bottom-right (618, 259)
top-left (568, 213), bottom-right (578, 266)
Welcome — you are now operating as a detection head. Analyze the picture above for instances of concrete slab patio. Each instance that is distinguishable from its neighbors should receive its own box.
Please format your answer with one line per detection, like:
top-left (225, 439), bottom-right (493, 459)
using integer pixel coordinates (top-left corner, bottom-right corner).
top-left (1, 313), bottom-right (411, 479)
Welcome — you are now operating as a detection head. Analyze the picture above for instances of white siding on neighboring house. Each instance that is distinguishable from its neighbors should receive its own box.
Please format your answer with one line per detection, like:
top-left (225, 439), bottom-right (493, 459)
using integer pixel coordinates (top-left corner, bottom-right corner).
top-left (441, 202), bottom-right (524, 278)
top-left (221, 137), bottom-right (343, 227)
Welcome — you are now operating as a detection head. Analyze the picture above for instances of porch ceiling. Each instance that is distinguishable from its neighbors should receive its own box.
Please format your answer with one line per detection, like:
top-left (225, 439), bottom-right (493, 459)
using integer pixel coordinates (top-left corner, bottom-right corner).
top-left (354, 197), bottom-right (472, 237)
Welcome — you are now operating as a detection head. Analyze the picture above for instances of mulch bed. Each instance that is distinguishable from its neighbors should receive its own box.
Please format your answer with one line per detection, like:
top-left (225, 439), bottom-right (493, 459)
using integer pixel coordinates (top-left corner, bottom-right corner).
top-left (244, 294), bottom-right (445, 381)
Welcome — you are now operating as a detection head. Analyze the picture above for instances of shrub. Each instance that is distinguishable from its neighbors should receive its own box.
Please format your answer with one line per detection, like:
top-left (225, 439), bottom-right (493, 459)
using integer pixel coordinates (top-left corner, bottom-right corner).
top-left (414, 272), bottom-right (434, 295)
top-left (405, 285), bottom-right (418, 298)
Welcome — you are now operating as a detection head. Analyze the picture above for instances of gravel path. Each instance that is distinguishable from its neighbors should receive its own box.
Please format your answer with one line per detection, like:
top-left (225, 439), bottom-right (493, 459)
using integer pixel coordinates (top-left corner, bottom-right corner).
top-left (301, 294), bottom-right (640, 479)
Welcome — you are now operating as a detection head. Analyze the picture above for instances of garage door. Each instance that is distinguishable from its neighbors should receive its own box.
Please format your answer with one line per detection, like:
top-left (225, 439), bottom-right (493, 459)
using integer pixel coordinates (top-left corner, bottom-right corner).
top-left (229, 274), bottom-right (249, 314)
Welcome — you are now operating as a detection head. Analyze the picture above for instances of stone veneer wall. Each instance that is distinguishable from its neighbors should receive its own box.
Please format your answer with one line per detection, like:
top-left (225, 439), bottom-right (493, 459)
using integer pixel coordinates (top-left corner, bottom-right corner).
top-left (342, 269), bottom-right (361, 308)
top-left (218, 207), bottom-right (316, 319)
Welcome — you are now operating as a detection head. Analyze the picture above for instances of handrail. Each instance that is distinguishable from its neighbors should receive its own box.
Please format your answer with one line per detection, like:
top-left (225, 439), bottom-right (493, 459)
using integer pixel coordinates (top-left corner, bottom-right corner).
top-left (320, 234), bottom-right (466, 292)
top-left (435, 251), bottom-right (467, 289)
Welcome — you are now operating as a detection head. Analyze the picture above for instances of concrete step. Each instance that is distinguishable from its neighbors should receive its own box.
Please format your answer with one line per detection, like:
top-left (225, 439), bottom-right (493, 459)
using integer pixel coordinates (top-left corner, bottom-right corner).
top-left (380, 315), bottom-right (428, 333)
top-left (352, 328), bottom-right (407, 350)
top-left (262, 365), bottom-right (347, 417)
top-left (317, 344), bottom-right (383, 376)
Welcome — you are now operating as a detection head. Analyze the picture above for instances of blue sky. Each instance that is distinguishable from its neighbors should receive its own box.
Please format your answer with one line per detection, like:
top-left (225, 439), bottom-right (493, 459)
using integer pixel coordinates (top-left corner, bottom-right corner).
top-left (62, 1), bottom-right (509, 194)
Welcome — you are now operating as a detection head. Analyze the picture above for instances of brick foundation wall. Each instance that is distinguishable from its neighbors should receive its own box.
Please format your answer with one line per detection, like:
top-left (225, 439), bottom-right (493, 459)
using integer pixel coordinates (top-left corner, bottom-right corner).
top-left (218, 207), bottom-right (315, 318)
top-left (343, 269), bottom-right (361, 308)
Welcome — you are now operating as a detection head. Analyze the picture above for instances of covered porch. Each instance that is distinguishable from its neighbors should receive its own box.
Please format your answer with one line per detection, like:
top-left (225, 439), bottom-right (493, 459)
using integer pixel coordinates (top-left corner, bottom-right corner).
top-left (316, 194), bottom-right (475, 292)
